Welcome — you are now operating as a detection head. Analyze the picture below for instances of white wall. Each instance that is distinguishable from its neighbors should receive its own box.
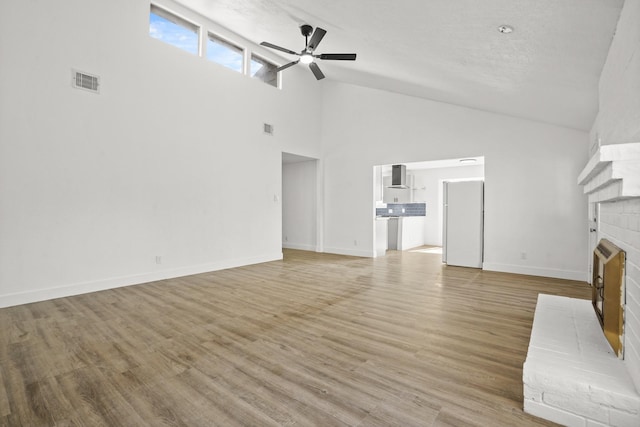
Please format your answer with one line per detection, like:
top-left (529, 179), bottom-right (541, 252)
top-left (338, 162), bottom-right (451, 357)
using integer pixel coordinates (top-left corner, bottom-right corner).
top-left (412, 165), bottom-right (484, 246)
top-left (321, 81), bottom-right (589, 280)
top-left (591, 0), bottom-right (640, 148)
top-left (282, 160), bottom-right (317, 251)
top-left (589, 0), bottom-right (640, 390)
top-left (0, 0), bottom-right (322, 307)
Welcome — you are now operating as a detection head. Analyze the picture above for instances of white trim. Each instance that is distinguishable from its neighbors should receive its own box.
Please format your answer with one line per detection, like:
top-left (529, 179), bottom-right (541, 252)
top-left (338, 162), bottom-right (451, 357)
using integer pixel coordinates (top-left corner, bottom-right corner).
top-left (282, 242), bottom-right (317, 251)
top-left (482, 262), bottom-right (587, 282)
top-left (322, 246), bottom-right (373, 258)
top-left (0, 253), bottom-right (283, 308)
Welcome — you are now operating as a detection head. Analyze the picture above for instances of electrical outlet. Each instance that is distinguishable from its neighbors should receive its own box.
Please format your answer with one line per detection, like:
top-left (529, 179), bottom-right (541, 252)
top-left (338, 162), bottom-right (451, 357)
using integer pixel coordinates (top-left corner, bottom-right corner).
top-left (155, 256), bottom-right (162, 264)
top-left (520, 252), bottom-right (527, 260)
top-left (354, 240), bottom-right (357, 246)
top-left (284, 236), bottom-right (288, 242)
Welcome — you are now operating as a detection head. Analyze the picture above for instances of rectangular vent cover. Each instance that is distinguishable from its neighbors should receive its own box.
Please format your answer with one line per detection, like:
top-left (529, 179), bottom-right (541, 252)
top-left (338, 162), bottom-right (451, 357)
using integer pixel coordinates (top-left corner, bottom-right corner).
top-left (72, 70), bottom-right (99, 93)
top-left (263, 123), bottom-right (274, 135)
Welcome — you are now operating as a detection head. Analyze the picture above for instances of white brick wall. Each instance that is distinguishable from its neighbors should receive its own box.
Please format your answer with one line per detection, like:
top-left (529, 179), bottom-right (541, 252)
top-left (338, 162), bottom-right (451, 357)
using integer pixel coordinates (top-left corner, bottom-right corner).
top-left (600, 198), bottom-right (640, 391)
top-left (573, 0), bottom-right (640, 424)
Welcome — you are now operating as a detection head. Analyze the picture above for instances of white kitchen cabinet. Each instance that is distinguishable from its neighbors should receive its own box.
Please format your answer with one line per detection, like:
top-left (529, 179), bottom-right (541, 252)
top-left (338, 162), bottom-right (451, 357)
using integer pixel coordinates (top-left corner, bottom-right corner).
top-left (382, 175), bottom-right (413, 203)
top-left (375, 217), bottom-right (388, 256)
top-left (374, 166), bottom-right (383, 203)
top-left (400, 216), bottom-right (426, 250)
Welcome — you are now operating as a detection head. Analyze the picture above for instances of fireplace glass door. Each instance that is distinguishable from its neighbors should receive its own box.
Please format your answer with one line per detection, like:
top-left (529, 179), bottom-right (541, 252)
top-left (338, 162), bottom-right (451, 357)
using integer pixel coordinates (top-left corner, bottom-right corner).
top-left (592, 239), bottom-right (625, 358)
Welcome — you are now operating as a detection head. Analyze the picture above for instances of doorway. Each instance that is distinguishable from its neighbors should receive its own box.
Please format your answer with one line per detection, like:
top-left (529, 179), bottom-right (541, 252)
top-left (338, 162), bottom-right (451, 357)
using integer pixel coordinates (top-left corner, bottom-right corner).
top-left (282, 152), bottom-right (319, 252)
top-left (373, 157), bottom-right (485, 256)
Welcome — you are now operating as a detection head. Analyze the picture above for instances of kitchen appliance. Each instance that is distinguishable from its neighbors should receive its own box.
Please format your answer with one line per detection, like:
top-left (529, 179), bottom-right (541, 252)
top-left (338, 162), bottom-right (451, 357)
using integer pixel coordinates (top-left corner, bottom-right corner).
top-left (442, 180), bottom-right (484, 268)
top-left (389, 164), bottom-right (408, 188)
top-left (387, 217), bottom-right (399, 250)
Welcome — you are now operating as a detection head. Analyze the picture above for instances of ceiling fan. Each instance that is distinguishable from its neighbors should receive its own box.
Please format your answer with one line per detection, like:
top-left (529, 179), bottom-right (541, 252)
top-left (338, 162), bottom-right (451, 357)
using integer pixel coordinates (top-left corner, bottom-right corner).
top-left (260, 25), bottom-right (357, 80)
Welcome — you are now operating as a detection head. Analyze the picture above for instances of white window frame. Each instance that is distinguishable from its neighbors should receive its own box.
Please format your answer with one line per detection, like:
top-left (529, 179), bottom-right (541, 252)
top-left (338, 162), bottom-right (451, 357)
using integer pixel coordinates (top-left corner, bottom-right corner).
top-left (205, 31), bottom-right (245, 73)
top-left (149, 3), bottom-right (282, 89)
top-left (250, 53), bottom-right (280, 89)
top-left (149, 4), bottom-right (201, 56)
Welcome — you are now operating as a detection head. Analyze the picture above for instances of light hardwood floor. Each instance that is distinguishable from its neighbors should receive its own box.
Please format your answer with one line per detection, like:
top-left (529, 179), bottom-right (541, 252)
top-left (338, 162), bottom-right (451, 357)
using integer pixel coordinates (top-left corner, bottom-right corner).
top-left (0, 248), bottom-right (591, 426)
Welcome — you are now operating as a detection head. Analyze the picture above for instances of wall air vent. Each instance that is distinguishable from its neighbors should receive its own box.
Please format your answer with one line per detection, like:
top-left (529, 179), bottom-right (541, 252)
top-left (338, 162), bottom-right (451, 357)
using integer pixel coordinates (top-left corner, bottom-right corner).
top-left (263, 123), bottom-right (274, 135)
top-left (72, 69), bottom-right (100, 93)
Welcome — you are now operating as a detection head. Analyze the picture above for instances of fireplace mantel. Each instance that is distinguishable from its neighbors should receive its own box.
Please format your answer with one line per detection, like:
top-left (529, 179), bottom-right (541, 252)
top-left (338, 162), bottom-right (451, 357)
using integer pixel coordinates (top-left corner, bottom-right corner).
top-left (578, 142), bottom-right (640, 203)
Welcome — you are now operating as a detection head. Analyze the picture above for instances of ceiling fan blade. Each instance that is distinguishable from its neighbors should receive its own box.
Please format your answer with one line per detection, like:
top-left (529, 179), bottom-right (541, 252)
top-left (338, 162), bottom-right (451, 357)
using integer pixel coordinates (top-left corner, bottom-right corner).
top-left (309, 62), bottom-right (325, 80)
top-left (318, 53), bottom-right (357, 61)
top-left (276, 60), bottom-right (300, 72)
top-left (306, 27), bottom-right (326, 52)
top-left (260, 41), bottom-right (298, 56)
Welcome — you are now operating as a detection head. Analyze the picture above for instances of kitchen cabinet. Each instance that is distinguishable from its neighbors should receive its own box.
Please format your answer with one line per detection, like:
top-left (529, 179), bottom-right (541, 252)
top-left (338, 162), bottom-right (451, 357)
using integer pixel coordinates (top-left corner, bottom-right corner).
top-left (400, 216), bottom-right (426, 250)
top-left (382, 175), bottom-right (413, 203)
top-left (374, 166), bottom-right (383, 203)
top-left (375, 217), bottom-right (388, 256)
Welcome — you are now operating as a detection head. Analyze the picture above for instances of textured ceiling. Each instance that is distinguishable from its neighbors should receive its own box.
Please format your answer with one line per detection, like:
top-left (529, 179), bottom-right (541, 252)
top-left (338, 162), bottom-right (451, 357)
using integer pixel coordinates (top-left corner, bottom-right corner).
top-left (175, 0), bottom-right (624, 130)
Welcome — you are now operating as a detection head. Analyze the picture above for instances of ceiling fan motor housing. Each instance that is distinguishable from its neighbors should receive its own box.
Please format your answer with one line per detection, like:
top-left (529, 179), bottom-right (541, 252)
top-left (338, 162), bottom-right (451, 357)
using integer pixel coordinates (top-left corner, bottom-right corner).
top-left (300, 24), bottom-right (313, 37)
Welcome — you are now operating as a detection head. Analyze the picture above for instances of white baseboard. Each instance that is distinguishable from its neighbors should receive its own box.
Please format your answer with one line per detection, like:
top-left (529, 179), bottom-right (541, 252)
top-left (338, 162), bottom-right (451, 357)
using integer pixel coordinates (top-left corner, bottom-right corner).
top-left (482, 262), bottom-right (588, 282)
top-left (322, 246), bottom-right (374, 258)
top-left (0, 252), bottom-right (283, 308)
top-left (282, 242), bottom-right (317, 251)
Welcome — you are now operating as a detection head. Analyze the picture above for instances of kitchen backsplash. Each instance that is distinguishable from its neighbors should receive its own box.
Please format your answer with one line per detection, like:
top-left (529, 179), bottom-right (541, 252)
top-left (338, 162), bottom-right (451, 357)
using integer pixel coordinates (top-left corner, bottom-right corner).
top-left (376, 203), bottom-right (426, 217)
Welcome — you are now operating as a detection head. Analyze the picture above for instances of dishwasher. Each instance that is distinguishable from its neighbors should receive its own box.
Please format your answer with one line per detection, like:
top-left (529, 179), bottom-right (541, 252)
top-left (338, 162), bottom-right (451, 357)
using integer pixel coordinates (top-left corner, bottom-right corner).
top-left (387, 217), bottom-right (400, 250)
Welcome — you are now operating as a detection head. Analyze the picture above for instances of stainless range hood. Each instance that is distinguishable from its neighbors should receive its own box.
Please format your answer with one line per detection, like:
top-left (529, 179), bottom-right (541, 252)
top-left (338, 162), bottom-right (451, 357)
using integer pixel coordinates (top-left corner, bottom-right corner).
top-left (388, 164), bottom-right (408, 188)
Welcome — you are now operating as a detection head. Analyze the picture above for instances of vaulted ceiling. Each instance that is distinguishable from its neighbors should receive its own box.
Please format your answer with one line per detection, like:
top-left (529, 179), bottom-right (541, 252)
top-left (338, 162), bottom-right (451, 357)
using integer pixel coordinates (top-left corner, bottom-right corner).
top-left (176, 0), bottom-right (624, 131)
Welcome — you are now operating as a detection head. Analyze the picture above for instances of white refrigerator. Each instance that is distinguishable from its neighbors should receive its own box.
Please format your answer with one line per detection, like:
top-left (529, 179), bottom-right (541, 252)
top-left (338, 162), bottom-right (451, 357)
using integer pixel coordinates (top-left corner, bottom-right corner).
top-left (442, 180), bottom-right (484, 268)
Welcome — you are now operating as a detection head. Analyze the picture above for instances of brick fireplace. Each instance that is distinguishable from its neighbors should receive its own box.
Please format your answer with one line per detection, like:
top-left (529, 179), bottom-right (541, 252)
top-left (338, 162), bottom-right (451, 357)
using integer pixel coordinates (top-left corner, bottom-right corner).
top-left (523, 142), bottom-right (640, 426)
top-left (581, 142), bottom-right (640, 389)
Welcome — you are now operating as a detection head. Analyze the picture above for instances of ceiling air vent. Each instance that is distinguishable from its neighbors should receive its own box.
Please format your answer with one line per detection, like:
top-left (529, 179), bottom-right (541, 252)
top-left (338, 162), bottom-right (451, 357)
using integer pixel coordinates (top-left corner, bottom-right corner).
top-left (263, 123), bottom-right (274, 136)
top-left (72, 69), bottom-right (99, 93)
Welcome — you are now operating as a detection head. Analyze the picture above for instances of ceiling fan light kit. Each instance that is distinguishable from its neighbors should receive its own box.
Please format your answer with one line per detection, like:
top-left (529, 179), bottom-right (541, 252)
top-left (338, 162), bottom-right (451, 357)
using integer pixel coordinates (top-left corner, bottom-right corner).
top-left (260, 24), bottom-right (357, 80)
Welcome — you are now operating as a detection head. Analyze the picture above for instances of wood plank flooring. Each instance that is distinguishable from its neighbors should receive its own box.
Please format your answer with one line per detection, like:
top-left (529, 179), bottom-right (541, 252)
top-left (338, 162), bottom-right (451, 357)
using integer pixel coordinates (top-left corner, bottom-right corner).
top-left (0, 248), bottom-right (591, 426)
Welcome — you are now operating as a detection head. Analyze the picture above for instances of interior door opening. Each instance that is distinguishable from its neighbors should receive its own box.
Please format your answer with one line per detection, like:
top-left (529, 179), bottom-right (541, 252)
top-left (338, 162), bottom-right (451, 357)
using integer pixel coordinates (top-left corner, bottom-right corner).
top-left (373, 157), bottom-right (485, 257)
top-left (282, 152), bottom-right (319, 254)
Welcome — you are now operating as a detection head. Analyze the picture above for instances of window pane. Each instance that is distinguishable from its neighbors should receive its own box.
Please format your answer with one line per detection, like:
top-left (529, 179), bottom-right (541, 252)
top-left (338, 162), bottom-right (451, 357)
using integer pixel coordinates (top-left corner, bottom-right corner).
top-left (250, 54), bottom-right (278, 88)
top-left (149, 5), bottom-right (199, 55)
top-left (207, 33), bottom-right (243, 73)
